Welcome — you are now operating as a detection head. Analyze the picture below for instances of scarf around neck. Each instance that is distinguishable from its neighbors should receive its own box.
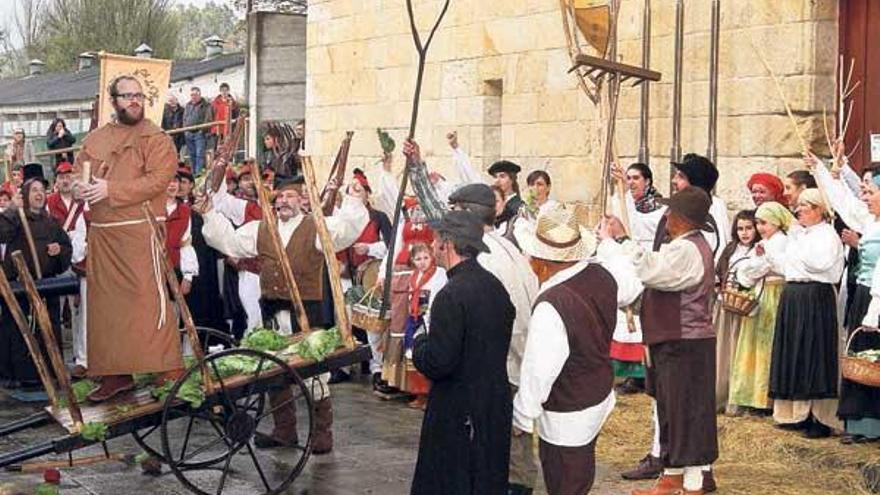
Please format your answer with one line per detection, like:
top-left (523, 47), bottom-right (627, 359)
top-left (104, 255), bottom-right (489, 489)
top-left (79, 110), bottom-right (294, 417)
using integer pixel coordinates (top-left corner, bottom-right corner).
top-left (409, 265), bottom-right (437, 317)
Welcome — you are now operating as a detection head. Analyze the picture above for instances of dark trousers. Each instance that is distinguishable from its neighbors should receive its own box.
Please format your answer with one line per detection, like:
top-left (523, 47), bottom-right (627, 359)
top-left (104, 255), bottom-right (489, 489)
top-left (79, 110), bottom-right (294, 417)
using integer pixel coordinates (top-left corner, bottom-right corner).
top-left (0, 295), bottom-right (61, 385)
top-left (538, 437), bottom-right (597, 495)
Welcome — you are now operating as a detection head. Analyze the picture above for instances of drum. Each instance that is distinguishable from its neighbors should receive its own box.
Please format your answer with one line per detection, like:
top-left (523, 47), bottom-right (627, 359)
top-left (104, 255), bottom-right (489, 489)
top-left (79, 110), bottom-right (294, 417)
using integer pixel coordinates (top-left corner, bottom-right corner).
top-left (355, 258), bottom-right (382, 289)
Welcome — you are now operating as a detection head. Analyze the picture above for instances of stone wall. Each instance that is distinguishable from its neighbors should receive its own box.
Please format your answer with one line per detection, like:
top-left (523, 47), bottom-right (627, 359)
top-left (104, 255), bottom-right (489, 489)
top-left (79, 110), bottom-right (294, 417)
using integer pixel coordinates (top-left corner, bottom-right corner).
top-left (304, 0), bottom-right (838, 211)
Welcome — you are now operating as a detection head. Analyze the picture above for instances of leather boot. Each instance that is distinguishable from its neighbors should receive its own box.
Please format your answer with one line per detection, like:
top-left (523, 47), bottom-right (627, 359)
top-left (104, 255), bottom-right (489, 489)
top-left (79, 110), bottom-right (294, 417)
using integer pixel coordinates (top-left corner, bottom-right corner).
top-left (312, 398), bottom-right (333, 455)
top-left (87, 375), bottom-right (134, 402)
top-left (702, 469), bottom-right (717, 493)
top-left (255, 386), bottom-right (299, 448)
top-left (631, 474), bottom-right (684, 495)
top-left (622, 454), bottom-right (664, 480)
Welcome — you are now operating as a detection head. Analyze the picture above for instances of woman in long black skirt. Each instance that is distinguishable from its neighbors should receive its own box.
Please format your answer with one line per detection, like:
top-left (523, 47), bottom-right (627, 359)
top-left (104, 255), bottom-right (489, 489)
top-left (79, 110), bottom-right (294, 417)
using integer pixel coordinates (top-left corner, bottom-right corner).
top-left (769, 189), bottom-right (845, 438)
top-left (811, 154), bottom-right (880, 443)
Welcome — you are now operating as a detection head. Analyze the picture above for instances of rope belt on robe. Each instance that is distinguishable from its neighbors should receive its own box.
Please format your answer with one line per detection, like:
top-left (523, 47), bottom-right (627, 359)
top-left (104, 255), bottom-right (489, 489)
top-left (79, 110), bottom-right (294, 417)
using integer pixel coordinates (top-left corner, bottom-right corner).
top-left (90, 216), bottom-right (169, 330)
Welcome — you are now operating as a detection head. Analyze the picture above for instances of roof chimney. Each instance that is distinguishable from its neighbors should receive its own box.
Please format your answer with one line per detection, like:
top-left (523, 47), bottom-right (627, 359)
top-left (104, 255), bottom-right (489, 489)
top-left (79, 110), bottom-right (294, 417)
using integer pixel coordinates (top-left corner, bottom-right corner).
top-left (28, 59), bottom-right (45, 76)
top-left (77, 52), bottom-right (95, 71)
top-left (203, 35), bottom-right (224, 60)
top-left (134, 43), bottom-right (153, 59)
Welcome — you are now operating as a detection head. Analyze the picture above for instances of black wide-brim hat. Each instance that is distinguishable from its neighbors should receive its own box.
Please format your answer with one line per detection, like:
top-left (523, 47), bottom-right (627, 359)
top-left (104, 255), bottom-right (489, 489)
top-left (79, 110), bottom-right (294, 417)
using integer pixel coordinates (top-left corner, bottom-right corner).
top-left (22, 162), bottom-right (47, 186)
top-left (488, 160), bottom-right (521, 177)
top-left (671, 153), bottom-right (718, 193)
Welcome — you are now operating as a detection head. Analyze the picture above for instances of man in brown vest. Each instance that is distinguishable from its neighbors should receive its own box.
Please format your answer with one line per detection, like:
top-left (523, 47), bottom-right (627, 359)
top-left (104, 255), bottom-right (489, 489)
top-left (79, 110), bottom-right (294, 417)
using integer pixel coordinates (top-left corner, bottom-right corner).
top-left (199, 174), bottom-right (368, 453)
top-left (513, 204), bottom-right (641, 495)
top-left (599, 186), bottom-right (719, 495)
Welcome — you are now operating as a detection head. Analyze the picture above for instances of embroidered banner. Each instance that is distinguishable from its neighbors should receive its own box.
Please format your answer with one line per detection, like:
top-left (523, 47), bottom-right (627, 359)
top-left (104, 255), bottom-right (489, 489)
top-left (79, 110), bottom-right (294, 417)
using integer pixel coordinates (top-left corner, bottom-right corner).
top-left (97, 52), bottom-right (171, 127)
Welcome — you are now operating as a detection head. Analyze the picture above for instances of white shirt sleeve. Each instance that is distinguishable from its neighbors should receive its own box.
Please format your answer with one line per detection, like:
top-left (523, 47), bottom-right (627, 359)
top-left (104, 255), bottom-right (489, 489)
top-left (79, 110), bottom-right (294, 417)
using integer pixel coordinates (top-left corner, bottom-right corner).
top-left (211, 184), bottom-right (249, 227)
top-left (601, 237), bottom-right (705, 291)
top-left (512, 301), bottom-right (570, 434)
top-left (71, 215), bottom-right (87, 264)
top-left (814, 157), bottom-right (872, 233)
top-left (180, 218), bottom-right (199, 281)
top-left (840, 160), bottom-right (863, 197)
top-left (319, 195), bottom-right (370, 252)
top-left (366, 240), bottom-right (388, 260)
top-left (595, 244), bottom-right (643, 307)
top-left (452, 147), bottom-right (485, 185)
top-left (202, 209), bottom-right (260, 258)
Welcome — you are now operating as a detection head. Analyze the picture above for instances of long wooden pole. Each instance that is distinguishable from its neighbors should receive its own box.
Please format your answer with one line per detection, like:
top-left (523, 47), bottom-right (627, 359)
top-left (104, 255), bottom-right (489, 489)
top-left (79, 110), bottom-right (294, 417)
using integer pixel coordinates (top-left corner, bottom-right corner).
top-left (10, 252), bottom-right (83, 429)
top-left (0, 265), bottom-right (59, 409)
top-left (302, 156), bottom-right (354, 349)
top-left (16, 209), bottom-right (42, 279)
top-left (249, 159), bottom-right (311, 333)
top-left (139, 203), bottom-right (213, 395)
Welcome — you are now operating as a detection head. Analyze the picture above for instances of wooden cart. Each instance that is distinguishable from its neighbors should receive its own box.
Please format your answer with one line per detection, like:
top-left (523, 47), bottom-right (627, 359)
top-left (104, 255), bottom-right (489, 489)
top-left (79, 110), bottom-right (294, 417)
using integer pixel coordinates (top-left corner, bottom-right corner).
top-left (0, 154), bottom-right (367, 495)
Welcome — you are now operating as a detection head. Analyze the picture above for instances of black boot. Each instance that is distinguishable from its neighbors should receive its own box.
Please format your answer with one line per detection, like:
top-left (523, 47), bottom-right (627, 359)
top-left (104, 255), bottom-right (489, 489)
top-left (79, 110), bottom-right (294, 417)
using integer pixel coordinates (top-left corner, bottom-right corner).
top-left (328, 369), bottom-right (351, 384)
top-left (621, 453), bottom-right (663, 480)
top-left (372, 372), bottom-right (399, 398)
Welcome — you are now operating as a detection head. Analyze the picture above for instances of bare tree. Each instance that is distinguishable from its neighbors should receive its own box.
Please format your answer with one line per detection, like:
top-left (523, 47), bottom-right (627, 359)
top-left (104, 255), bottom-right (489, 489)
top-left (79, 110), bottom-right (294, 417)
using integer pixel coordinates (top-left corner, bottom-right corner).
top-left (12, 0), bottom-right (47, 60)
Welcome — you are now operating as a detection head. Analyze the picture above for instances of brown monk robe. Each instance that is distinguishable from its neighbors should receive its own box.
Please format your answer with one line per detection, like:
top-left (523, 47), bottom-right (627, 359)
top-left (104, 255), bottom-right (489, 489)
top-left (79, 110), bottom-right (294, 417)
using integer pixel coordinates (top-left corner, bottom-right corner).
top-left (73, 76), bottom-right (182, 402)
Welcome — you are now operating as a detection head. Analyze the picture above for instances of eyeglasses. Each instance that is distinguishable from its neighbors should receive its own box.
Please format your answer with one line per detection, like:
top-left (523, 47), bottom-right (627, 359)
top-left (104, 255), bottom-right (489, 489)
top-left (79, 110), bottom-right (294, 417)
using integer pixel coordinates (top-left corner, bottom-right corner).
top-left (115, 92), bottom-right (146, 102)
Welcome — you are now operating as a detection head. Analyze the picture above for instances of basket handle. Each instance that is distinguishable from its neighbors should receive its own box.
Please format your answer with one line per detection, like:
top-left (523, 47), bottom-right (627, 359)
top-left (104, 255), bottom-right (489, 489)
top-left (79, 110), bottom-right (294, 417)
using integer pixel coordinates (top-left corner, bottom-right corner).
top-left (724, 255), bottom-right (767, 299)
top-left (846, 326), bottom-right (880, 355)
top-left (357, 284), bottom-right (380, 306)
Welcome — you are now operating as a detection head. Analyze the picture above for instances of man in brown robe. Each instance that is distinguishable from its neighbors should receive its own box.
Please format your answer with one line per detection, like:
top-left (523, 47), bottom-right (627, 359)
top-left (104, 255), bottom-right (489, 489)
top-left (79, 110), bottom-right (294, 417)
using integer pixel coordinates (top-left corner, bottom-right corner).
top-left (74, 75), bottom-right (181, 401)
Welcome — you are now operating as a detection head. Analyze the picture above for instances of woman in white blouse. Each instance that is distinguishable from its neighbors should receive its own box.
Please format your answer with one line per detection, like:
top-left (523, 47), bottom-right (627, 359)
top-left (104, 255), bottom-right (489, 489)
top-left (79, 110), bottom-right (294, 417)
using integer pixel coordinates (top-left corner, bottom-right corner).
top-left (768, 189), bottom-right (845, 438)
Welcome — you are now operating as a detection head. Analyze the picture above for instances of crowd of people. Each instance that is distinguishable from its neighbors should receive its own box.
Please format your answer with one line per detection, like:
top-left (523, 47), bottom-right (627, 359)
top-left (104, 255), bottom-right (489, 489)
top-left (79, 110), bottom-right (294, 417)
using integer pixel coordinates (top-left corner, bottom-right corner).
top-left (0, 74), bottom-right (877, 495)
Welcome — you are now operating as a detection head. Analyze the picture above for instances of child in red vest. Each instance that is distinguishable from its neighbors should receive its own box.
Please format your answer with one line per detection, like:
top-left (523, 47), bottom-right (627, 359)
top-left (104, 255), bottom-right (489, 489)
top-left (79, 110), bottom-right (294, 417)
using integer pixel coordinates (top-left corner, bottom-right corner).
top-left (403, 243), bottom-right (447, 409)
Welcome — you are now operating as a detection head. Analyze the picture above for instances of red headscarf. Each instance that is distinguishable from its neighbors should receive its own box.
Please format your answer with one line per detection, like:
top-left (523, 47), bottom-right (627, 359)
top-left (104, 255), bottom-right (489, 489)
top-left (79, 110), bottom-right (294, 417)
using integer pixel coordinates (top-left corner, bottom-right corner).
top-left (747, 173), bottom-right (784, 202)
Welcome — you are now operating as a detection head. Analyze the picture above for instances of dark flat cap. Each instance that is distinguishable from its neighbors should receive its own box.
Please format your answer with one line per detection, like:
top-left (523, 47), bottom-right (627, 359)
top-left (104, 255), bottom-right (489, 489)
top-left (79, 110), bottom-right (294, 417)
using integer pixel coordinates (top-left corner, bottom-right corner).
top-left (430, 210), bottom-right (489, 253)
top-left (672, 153), bottom-right (718, 193)
top-left (448, 183), bottom-right (495, 208)
top-left (664, 186), bottom-right (711, 228)
top-left (488, 160), bottom-right (521, 176)
top-left (274, 173), bottom-right (304, 192)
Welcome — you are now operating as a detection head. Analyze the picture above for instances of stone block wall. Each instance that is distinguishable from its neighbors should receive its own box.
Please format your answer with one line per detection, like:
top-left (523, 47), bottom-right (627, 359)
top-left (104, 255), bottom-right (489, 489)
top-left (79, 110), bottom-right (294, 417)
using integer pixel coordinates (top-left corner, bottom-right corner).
top-left (304, 0), bottom-right (838, 212)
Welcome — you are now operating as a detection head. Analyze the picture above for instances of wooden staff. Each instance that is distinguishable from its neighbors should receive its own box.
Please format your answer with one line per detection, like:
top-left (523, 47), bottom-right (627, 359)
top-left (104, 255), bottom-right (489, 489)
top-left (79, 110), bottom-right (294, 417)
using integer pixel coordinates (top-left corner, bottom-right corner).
top-left (250, 159), bottom-right (311, 333)
top-left (302, 156), bottom-right (355, 349)
top-left (16, 208), bottom-right (42, 280)
top-left (380, 0), bottom-right (451, 320)
top-left (0, 264), bottom-right (60, 409)
top-left (139, 203), bottom-right (213, 395)
top-left (10, 252), bottom-right (83, 428)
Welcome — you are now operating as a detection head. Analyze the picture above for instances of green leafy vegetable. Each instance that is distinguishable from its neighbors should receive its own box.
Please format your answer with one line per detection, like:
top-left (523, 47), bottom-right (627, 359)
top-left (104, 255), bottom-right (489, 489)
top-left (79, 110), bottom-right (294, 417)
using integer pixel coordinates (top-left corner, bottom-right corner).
top-left (150, 375), bottom-right (205, 409)
top-left (133, 373), bottom-right (158, 389)
top-left (242, 328), bottom-right (289, 352)
top-left (71, 379), bottom-right (98, 403)
top-left (80, 421), bottom-right (108, 442)
top-left (213, 354), bottom-right (263, 378)
top-left (290, 328), bottom-right (342, 362)
top-left (35, 484), bottom-right (60, 495)
top-left (377, 128), bottom-right (395, 154)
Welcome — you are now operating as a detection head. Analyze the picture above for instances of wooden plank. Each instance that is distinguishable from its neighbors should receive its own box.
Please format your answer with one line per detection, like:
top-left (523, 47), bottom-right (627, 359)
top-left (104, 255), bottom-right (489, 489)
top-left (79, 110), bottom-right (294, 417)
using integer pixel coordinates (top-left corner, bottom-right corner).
top-left (301, 156), bottom-right (355, 349)
top-left (11, 252), bottom-right (84, 429)
top-left (139, 203), bottom-right (213, 395)
top-left (570, 53), bottom-right (662, 82)
top-left (0, 264), bottom-right (59, 407)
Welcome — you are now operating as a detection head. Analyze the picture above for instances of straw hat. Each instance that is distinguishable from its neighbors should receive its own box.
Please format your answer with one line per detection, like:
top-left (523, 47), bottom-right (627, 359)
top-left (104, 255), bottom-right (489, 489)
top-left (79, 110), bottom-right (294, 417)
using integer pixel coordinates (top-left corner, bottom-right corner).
top-left (516, 203), bottom-right (597, 262)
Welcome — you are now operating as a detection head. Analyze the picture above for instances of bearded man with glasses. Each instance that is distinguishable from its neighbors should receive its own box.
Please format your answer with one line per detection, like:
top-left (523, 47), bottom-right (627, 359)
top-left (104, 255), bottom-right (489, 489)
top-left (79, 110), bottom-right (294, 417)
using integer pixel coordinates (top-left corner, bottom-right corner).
top-left (72, 75), bottom-right (183, 402)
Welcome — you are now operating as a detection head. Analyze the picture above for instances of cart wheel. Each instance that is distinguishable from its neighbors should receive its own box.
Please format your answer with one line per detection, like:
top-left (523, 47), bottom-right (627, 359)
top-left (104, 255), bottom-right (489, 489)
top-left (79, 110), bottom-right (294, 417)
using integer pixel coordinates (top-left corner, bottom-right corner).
top-left (162, 348), bottom-right (314, 495)
top-left (131, 328), bottom-right (237, 466)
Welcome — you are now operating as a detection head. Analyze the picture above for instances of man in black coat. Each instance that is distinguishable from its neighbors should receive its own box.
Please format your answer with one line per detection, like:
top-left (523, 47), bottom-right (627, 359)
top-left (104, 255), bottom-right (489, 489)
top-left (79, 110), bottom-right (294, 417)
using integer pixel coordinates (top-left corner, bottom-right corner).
top-left (411, 210), bottom-right (516, 495)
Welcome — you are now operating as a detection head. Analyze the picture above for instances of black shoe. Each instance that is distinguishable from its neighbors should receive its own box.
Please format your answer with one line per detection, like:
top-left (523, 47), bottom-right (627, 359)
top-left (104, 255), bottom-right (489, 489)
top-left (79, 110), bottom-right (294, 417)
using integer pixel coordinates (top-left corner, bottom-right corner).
top-left (254, 431), bottom-right (299, 449)
top-left (621, 454), bottom-right (663, 480)
top-left (328, 369), bottom-right (351, 384)
top-left (507, 483), bottom-right (533, 495)
top-left (775, 420), bottom-right (809, 431)
top-left (372, 373), bottom-right (399, 398)
top-left (803, 421), bottom-right (831, 439)
top-left (840, 433), bottom-right (864, 445)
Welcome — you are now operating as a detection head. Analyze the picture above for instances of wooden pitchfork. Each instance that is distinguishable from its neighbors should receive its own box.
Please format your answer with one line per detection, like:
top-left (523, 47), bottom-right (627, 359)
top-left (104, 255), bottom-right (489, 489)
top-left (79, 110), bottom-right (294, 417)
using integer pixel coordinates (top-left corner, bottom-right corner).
top-left (379, 0), bottom-right (451, 320)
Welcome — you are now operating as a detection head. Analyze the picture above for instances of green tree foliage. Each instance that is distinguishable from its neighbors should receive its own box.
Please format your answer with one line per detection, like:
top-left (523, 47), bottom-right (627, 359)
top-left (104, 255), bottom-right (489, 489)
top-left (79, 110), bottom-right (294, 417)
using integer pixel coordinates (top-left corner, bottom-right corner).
top-left (172, 1), bottom-right (241, 59)
top-left (40, 0), bottom-right (181, 71)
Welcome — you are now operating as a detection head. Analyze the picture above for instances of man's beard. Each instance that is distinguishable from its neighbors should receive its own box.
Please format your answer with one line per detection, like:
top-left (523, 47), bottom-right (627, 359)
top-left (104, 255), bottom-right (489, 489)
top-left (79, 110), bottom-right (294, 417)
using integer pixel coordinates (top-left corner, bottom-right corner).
top-left (115, 105), bottom-right (144, 125)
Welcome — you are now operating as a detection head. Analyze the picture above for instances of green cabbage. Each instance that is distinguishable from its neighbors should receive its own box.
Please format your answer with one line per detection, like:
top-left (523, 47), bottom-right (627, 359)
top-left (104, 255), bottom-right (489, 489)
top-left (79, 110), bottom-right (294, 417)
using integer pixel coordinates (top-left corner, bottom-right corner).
top-left (35, 484), bottom-right (60, 495)
top-left (80, 421), bottom-right (108, 442)
top-left (289, 328), bottom-right (341, 362)
top-left (242, 328), bottom-right (289, 352)
top-left (71, 379), bottom-right (98, 403)
top-left (150, 375), bottom-right (205, 409)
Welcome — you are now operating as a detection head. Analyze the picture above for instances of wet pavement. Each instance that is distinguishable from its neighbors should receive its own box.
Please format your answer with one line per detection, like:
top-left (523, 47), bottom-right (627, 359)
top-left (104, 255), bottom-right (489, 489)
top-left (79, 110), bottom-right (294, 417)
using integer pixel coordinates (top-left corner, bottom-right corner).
top-left (0, 375), bottom-right (634, 494)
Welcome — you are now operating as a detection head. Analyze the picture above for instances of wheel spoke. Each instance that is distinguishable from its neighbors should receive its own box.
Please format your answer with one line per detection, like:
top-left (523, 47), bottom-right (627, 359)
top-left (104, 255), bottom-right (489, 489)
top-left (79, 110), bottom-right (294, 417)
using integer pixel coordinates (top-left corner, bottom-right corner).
top-left (215, 448), bottom-right (235, 495)
top-left (136, 423), bottom-right (160, 441)
top-left (209, 360), bottom-right (237, 412)
top-left (254, 396), bottom-right (296, 424)
top-left (245, 441), bottom-right (272, 491)
top-left (242, 356), bottom-right (268, 411)
top-left (176, 433), bottom-right (231, 466)
top-left (178, 415), bottom-right (196, 460)
top-left (207, 415), bottom-right (235, 449)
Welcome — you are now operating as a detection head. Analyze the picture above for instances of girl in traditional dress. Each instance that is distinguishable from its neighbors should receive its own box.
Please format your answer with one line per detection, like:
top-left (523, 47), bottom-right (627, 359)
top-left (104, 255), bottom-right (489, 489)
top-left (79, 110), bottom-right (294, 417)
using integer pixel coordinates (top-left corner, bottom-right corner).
top-left (729, 204), bottom-right (792, 414)
top-left (714, 209), bottom-right (758, 413)
top-left (402, 243), bottom-right (447, 409)
top-left (769, 189), bottom-right (844, 438)
top-left (810, 152), bottom-right (880, 444)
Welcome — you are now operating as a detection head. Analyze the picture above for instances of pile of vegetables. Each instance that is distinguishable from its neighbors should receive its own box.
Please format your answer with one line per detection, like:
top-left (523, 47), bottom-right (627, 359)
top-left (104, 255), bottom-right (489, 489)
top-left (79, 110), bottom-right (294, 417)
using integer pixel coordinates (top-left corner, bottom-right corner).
top-left (345, 286), bottom-right (383, 311)
top-left (853, 349), bottom-right (880, 363)
top-left (287, 328), bottom-right (342, 362)
top-left (242, 328), bottom-right (290, 352)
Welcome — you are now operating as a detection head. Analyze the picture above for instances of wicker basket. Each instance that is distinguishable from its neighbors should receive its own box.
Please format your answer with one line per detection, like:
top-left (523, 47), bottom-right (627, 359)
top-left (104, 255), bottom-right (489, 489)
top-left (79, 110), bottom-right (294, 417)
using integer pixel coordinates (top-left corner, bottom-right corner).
top-left (841, 327), bottom-right (880, 388)
top-left (720, 257), bottom-right (763, 317)
top-left (350, 286), bottom-right (389, 333)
